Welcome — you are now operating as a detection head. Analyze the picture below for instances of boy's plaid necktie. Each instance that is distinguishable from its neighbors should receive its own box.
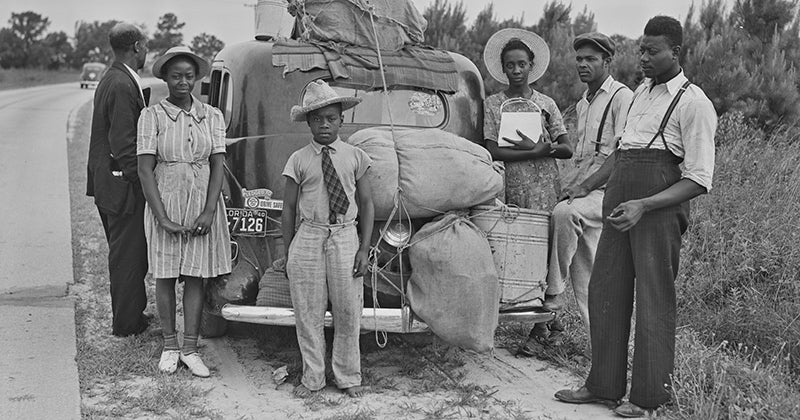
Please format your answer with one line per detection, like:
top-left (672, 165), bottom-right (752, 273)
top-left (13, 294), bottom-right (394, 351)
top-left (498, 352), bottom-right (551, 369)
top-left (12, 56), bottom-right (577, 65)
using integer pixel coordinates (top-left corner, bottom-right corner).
top-left (321, 146), bottom-right (350, 224)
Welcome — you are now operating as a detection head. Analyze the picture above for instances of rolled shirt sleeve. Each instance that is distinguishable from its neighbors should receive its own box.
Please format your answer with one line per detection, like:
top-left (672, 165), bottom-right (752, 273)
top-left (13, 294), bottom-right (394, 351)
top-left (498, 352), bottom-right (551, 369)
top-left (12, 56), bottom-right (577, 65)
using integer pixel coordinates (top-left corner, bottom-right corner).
top-left (209, 107), bottom-right (227, 155)
top-left (282, 152), bottom-right (300, 184)
top-left (354, 148), bottom-right (373, 180)
top-left (679, 97), bottom-right (717, 191)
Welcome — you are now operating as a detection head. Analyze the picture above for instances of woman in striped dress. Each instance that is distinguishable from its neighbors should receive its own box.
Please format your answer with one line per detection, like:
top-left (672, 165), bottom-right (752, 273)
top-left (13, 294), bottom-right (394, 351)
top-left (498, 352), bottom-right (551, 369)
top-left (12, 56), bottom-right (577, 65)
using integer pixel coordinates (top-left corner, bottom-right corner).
top-left (137, 46), bottom-right (231, 377)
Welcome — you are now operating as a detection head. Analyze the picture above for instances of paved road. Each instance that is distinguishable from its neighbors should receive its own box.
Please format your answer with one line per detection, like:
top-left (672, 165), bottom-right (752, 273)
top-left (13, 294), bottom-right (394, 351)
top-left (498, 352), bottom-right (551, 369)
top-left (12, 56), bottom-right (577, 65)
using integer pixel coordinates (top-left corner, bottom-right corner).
top-left (0, 82), bottom-right (94, 420)
top-left (0, 83), bottom-right (93, 295)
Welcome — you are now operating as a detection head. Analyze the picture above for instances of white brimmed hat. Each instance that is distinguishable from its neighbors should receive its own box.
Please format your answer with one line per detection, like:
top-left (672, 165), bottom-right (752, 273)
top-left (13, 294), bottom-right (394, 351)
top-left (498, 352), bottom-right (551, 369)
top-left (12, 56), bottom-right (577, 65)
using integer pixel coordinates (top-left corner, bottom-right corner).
top-left (483, 28), bottom-right (550, 85)
top-left (152, 46), bottom-right (210, 80)
top-left (290, 80), bottom-right (362, 122)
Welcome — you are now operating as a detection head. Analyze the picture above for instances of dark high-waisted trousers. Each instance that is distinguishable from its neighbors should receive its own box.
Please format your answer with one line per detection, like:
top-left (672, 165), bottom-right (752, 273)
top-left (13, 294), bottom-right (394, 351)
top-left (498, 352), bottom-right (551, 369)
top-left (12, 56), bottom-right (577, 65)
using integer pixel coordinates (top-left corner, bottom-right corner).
top-left (585, 149), bottom-right (688, 408)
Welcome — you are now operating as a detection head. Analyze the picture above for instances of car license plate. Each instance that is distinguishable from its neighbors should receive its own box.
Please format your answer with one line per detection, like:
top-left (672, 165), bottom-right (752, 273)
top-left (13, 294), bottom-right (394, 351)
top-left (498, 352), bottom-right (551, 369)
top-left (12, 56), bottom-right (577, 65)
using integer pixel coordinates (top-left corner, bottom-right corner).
top-left (227, 208), bottom-right (268, 236)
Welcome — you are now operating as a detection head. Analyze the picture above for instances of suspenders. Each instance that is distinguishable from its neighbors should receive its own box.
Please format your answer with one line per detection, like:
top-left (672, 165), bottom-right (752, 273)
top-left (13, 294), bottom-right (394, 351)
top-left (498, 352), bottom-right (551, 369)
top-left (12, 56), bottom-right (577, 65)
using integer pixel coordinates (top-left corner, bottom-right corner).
top-left (594, 86), bottom-right (625, 154)
top-left (645, 80), bottom-right (692, 151)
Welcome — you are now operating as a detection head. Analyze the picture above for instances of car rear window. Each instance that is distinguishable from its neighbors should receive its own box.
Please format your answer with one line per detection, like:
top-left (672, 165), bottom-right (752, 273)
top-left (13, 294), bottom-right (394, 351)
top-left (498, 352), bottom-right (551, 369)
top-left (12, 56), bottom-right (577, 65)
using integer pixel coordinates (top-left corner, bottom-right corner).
top-left (327, 83), bottom-right (446, 128)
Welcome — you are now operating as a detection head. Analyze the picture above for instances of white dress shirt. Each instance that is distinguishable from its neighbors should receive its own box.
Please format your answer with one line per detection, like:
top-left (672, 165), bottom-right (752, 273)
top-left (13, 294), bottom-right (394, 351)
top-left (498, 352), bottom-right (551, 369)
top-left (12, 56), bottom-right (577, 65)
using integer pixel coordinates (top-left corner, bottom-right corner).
top-left (563, 75), bottom-right (633, 190)
top-left (619, 70), bottom-right (717, 191)
top-left (123, 63), bottom-right (145, 104)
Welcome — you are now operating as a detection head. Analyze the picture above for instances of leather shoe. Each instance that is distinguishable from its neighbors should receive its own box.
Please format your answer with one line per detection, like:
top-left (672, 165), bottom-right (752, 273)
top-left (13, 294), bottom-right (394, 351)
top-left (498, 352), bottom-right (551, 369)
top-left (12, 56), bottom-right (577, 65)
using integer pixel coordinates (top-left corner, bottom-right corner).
top-left (554, 386), bottom-right (618, 407)
top-left (179, 352), bottom-right (210, 378)
top-left (158, 350), bottom-right (180, 374)
top-left (614, 401), bottom-right (652, 418)
top-left (112, 315), bottom-right (150, 337)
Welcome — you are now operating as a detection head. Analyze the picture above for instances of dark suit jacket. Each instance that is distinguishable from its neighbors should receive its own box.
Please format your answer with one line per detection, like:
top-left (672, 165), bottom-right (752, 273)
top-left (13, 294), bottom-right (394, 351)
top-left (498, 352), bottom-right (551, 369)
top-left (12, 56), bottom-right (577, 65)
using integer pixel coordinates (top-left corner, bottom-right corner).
top-left (86, 61), bottom-right (150, 215)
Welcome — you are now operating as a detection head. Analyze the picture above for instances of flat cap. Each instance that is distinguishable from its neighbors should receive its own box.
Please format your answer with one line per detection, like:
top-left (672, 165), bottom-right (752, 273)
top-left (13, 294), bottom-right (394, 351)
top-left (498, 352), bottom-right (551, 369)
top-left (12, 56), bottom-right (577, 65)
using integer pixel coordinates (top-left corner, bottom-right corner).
top-left (573, 32), bottom-right (615, 56)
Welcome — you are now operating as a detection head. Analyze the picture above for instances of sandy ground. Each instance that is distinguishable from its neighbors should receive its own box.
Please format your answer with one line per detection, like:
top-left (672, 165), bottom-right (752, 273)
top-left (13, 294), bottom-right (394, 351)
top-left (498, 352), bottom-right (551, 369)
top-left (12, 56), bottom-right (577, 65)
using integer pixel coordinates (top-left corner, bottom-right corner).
top-left (68, 86), bottom-right (616, 420)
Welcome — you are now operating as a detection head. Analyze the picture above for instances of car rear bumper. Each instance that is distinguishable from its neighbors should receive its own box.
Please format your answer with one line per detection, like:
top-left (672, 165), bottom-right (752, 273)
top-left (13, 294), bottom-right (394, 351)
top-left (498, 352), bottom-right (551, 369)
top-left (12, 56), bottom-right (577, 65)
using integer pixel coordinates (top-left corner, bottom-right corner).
top-left (221, 304), bottom-right (555, 334)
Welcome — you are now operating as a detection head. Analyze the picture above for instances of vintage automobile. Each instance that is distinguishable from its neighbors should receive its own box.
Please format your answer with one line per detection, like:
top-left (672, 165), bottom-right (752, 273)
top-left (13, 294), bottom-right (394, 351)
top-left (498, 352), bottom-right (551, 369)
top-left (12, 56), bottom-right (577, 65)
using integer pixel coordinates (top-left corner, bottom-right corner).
top-left (198, 36), bottom-right (553, 337)
top-left (79, 62), bottom-right (106, 89)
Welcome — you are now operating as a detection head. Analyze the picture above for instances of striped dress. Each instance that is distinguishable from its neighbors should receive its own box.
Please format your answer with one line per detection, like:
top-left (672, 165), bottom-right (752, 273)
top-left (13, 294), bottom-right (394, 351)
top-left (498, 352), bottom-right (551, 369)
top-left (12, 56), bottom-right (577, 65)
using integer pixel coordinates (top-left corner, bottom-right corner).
top-left (136, 97), bottom-right (232, 279)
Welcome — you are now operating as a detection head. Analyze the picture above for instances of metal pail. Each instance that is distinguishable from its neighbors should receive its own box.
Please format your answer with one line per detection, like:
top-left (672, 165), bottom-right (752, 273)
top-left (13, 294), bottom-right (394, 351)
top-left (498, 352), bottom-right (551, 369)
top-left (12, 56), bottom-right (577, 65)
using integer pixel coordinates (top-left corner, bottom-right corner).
top-left (255, 0), bottom-right (293, 40)
top-left (471, 205), bottom-right (549, 304)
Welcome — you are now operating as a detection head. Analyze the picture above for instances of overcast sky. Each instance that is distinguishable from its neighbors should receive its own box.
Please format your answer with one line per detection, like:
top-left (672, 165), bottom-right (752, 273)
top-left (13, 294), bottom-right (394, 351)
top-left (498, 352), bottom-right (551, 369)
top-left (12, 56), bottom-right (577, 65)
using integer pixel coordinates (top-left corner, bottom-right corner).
top-left (0, 0), bottom-right (731, 46)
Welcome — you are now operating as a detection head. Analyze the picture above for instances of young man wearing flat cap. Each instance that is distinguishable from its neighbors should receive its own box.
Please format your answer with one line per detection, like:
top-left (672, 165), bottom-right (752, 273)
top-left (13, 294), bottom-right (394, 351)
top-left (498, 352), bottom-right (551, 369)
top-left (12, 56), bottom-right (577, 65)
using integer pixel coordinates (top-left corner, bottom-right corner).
top-left (556, 16), bottom-right (717, 418)
top-left (282, 79), bottom-right (374, 399)
top-left (548, 32), bottom-right (633, 335)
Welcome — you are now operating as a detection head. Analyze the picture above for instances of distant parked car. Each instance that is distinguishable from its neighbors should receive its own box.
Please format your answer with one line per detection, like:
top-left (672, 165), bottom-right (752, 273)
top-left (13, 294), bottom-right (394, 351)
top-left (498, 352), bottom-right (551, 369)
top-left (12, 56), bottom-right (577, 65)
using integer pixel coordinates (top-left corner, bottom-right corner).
top-left (79, 62), bottom-right (107, 89)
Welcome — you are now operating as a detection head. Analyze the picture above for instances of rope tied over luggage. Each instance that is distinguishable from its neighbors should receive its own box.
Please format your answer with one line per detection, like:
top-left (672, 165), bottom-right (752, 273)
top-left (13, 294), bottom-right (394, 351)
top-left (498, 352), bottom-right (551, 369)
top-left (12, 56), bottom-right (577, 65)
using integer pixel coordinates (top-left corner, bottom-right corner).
top-left (367, 4), bottom-right (395, 347)
top-left (364, 3), bottom-right (514, 346)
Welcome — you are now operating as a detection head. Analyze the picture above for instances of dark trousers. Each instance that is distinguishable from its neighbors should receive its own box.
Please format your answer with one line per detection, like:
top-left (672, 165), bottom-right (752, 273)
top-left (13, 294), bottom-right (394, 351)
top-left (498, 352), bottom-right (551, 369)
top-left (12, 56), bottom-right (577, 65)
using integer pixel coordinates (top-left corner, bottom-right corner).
top-left (98, 198), bottom-right (149, 336)
top-left (585, 149), bottom-right (688, 408)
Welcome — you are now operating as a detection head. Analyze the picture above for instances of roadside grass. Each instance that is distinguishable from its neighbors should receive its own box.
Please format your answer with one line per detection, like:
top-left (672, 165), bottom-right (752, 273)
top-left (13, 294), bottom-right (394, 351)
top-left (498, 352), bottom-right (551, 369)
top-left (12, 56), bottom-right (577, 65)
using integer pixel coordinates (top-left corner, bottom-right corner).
top-left (0, 68), bottom-right (81, 90)
top-left (67, 96), bottom-right (212, 418)
top-left (670, 330), bottom-right (800, 419)
top-left (82, 375), bottom-right (220, 420)
top-left (668, 112), bottom-right (800, 419)
top-left (679, 111), bottom-right (800, 375)
top-left (322, 407), bottom-right (376, 420)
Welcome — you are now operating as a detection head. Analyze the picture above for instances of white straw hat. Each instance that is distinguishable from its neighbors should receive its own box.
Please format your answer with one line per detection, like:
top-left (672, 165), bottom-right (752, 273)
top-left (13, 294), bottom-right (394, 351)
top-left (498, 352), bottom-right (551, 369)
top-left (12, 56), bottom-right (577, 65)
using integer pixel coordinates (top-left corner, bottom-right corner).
top-left (483, 28), bottom-right (550, 85)
top-left (290, 80), bottom-right (362, 122)
top-left (151, 46), bottom-right (210, 80)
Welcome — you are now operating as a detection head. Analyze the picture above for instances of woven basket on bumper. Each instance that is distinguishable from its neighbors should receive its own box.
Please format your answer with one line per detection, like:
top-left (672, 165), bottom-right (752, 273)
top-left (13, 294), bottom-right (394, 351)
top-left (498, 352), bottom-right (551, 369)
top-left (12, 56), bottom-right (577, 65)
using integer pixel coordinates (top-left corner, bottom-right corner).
top-left (256, 268), bottom-right (292, 308)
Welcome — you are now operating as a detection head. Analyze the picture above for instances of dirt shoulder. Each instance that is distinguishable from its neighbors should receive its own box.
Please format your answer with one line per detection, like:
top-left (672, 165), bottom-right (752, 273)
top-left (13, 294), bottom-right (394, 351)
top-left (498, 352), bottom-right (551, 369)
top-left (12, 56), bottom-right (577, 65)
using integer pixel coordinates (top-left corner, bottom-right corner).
top-left (68, 95), bottom-right (613, 420)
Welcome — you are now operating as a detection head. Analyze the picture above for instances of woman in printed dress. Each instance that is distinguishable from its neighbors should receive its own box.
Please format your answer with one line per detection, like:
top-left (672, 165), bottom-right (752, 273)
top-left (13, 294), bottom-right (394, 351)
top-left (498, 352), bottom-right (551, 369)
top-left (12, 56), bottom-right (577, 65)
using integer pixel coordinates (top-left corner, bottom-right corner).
top-left (137, 46), bottom-right (231, 377)
top-left (482, 29), bottom-right (573, 355)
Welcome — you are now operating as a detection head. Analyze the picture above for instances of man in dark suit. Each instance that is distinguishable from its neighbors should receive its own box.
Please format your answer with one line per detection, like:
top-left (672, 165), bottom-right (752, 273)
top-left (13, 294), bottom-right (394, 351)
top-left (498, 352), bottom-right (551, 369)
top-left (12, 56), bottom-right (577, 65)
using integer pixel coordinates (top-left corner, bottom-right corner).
top-left (87, 23), bottom-right (151, 336)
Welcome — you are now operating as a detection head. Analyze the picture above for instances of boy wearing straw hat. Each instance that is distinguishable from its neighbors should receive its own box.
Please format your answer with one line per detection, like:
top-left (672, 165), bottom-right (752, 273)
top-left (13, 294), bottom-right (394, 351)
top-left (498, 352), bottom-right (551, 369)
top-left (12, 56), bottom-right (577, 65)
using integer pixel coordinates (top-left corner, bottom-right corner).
top-left (281, 79), bottom-right (374, 398)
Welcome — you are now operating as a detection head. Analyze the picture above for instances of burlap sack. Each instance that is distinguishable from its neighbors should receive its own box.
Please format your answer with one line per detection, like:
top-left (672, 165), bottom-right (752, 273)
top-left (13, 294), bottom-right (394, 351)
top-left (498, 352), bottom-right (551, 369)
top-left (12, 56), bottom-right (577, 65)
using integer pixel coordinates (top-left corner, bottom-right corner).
top-left (407, 213), bottom-right (500, 352)
top-left (295, 0), bottom-right (427, 50)
top-left (346, 127), bottom-right (503, 220)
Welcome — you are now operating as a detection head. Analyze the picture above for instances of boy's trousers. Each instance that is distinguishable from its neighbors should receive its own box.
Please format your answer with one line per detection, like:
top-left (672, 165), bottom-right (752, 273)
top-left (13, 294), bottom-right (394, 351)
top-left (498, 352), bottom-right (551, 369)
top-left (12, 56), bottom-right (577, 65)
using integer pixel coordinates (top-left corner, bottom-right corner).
top-left (287, 221), bottom-right (363, 391)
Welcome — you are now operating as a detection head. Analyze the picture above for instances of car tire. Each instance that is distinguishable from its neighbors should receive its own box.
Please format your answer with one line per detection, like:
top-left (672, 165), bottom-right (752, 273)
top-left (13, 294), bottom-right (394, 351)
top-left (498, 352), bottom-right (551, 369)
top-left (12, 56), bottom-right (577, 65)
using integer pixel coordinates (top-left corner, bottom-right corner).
top-left (200, 303), bottom-right (227, 338)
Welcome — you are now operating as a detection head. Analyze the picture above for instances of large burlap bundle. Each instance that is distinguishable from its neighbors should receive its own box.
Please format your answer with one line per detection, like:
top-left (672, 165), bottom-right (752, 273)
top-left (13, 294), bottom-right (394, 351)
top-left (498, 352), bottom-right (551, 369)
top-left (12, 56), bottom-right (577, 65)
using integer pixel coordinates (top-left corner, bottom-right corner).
top-left (407, 213), bottom-right (500, 352)
top-left (347, 127), bottom-right (503, 220)
top-left (293, 0), bottom-right (426, 50)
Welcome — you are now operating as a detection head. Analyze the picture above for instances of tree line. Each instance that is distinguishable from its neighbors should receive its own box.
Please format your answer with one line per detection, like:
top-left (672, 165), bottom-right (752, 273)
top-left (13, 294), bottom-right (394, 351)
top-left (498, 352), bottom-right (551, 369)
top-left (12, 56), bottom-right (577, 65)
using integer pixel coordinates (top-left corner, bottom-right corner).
top-left (0, 11), bottom-right (224, 70)
top-left (3, 1), bottom-right (798, 129)
top-left (422, 0), bottom-right (800, 130)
